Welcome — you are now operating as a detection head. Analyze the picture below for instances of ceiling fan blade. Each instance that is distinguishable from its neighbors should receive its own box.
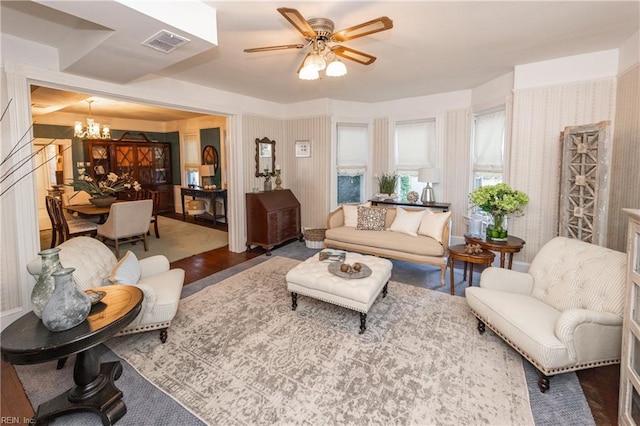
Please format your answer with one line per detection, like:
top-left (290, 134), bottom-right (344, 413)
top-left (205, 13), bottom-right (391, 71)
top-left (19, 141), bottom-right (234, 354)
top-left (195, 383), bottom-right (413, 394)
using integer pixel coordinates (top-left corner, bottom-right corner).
top-left (332, 46), bottom-right (377, 65)
top-left (244, 44), bottom-right (305, 53)
top-left (277, 7), bottom-right (317, 39)
top-left (333, 16), bottom-right (393, 42)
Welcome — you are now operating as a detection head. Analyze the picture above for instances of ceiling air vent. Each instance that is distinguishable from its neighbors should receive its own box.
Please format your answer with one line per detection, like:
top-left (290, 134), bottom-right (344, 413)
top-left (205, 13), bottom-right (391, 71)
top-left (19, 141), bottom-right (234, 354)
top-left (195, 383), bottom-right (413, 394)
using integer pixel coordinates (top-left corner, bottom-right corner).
top-left (142, 30), bottom-right (190, 53)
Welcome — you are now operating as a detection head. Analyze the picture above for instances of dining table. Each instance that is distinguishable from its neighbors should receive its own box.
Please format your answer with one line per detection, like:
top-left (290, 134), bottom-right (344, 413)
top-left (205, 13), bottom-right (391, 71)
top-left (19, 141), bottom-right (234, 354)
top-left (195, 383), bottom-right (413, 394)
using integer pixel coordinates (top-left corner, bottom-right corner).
top-left (64, 203), bottom-right (112, 224)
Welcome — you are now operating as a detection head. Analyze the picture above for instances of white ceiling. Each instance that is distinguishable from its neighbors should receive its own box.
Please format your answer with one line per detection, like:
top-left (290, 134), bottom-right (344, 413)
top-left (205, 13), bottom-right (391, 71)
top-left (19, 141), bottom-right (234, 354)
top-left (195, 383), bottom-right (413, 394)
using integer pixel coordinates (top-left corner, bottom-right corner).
top-left (2, 1), bottom-right (638, 118)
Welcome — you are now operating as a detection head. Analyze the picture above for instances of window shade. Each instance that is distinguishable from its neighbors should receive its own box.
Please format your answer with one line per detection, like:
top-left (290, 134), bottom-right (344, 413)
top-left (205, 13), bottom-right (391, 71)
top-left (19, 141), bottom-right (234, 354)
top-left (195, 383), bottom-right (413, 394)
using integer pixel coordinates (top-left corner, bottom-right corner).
top-left (337, 124), bottom-right (367, 166)
top-left (183, 134), bottom-right (199, 165)
top-left (396, 120), bottom-right (435, 167)
top-left (473, 110), bottom-right (505, 171)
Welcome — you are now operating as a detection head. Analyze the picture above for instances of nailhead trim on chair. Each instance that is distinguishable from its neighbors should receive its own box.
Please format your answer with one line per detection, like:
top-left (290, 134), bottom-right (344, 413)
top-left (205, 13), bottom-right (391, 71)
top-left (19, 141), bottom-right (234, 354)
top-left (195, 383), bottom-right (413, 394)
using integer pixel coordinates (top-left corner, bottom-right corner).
top-left (115, 321), bottom-right (171, 336)
top-left (470, 309), bottom-right (620, 376)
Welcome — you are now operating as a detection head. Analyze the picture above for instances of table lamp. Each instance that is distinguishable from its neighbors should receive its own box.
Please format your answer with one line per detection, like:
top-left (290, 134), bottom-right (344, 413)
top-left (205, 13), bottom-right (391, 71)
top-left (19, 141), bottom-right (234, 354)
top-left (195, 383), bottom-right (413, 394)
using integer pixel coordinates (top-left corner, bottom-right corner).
top-left (418, 167), bottom-right (440, 203)
top-left (199, 165), bottom-right (216, 188)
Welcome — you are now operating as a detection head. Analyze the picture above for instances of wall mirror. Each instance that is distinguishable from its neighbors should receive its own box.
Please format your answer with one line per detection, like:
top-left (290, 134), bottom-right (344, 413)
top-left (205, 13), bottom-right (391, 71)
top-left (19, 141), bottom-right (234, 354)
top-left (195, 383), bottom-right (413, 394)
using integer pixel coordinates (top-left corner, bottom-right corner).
top-left (202, 145), bottom-right (219, 174)
top-left (255, 137), bottom-right (276, 177)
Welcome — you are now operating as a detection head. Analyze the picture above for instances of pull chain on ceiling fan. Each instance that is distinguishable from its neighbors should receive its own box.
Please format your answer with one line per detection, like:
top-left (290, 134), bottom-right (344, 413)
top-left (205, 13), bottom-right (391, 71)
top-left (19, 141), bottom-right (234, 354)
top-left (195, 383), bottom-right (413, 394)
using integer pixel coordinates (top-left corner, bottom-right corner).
top-left (244, 7), bottom-right (393, 80)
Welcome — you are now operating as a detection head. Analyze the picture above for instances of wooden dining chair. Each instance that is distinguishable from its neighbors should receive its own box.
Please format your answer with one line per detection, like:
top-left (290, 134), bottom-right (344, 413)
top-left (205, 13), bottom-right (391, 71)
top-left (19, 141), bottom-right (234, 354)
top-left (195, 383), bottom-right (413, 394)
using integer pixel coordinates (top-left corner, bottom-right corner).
top-left (146, 189), bottom-right (160, 238)
top-left (45, 196), bottom-right (61, 248)
top-left (45, 196), bottom-right (98, 247)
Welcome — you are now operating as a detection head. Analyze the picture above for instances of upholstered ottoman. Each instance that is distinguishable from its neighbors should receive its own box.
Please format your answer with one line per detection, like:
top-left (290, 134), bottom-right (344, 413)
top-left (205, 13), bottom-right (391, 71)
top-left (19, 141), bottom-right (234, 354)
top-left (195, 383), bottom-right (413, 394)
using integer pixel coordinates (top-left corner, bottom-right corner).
top-left (286, 252), bottom-right (393, 333)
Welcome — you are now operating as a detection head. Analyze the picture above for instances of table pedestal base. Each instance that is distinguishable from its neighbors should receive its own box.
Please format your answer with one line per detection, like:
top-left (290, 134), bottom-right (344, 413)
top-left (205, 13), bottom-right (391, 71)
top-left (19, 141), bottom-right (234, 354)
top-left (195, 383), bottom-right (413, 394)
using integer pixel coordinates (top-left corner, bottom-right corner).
top-left (35, 361), bottom-right (126, 426)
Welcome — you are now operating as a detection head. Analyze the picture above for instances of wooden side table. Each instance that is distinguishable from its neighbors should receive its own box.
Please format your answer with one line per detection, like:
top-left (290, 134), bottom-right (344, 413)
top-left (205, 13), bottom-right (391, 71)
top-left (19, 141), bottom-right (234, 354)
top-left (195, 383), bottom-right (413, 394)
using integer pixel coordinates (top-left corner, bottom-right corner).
top-left (449, 244), bottom-right (495, 295)
top-left (464, 234), bottom-right (526, 269)
top-left (1, 285), bottom-right (143, 425)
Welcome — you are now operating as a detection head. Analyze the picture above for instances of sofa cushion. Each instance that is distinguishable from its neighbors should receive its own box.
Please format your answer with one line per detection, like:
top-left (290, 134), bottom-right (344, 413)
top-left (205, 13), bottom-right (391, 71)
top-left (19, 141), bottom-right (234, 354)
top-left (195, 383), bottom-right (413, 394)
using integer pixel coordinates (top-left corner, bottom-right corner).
top-left (390, 207), bottom-right (426, 236)
top-left (343, 202), bottom-right (371, 227)
top-left (109, 250), bottom-right (141, 284)
top-left (325, 226), bottom-right (444, 257)
top-left (418, 210), bottom-right (452, 243)
top-left (356, 206), bottom-right (386, 231)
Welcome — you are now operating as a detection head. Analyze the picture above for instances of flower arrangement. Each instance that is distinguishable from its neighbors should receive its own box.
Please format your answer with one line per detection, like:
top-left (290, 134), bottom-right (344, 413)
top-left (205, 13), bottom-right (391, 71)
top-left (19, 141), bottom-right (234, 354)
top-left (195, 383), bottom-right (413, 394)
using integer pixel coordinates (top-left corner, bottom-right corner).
top-left (69, 168), bottom-right (141, 198)
top-left (469, 183), bottom-right (529, 216)
top-left (263, 168), bottom-right (276, 182)
top-left (469, 183), bottom-right (529, 241)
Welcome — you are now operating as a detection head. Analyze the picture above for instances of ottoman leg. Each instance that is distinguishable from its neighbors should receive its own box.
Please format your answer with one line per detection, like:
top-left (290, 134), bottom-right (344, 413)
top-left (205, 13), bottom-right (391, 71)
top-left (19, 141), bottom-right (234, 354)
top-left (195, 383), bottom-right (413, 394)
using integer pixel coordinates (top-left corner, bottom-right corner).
top-left (291, 292), bottom-right (298, 311)
top-left (382, 282), bottom-right (388, 298)
top-left (359, 312), bottom-right (367, 334)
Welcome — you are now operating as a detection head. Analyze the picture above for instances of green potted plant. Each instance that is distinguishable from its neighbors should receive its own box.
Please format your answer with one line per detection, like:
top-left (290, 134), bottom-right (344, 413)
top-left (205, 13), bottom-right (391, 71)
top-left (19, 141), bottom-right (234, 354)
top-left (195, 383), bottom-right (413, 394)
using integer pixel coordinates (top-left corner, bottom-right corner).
top-left (469, 183), bottom-right (529, 241)
top-left (377, 172), bottom-right (398, 197)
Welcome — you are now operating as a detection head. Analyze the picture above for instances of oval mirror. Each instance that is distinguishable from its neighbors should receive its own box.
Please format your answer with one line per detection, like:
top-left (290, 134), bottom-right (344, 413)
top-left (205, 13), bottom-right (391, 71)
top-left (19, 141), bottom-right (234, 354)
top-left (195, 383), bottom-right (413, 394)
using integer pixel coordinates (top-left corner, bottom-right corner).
top-left (202, 145), bottom-right (219, 175)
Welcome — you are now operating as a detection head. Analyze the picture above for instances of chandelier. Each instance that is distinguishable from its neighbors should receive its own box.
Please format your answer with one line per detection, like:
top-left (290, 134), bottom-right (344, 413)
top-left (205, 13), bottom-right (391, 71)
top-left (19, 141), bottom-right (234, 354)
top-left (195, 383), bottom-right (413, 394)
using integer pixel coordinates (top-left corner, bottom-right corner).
top-left (298, 40), bottom-right (347, 80)
top-left (74, 100), bottom-right (111, 139)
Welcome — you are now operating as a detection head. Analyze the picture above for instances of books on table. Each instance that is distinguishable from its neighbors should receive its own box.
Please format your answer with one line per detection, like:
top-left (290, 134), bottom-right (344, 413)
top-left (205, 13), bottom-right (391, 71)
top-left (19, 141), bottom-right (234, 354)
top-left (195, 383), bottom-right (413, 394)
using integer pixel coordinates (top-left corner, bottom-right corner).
top-left (318, 249), bottom-right (346, 262)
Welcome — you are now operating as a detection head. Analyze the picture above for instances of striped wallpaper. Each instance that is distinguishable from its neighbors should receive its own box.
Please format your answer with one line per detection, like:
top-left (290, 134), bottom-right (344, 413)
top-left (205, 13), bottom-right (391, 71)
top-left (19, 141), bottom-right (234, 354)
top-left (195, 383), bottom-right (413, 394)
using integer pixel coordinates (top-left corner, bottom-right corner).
top-left (237, 75), bottom-right (635, 264)
top-left (607, 64), bottom-right (640, 252)
top-left (511, 78), bottom-right (617, 263)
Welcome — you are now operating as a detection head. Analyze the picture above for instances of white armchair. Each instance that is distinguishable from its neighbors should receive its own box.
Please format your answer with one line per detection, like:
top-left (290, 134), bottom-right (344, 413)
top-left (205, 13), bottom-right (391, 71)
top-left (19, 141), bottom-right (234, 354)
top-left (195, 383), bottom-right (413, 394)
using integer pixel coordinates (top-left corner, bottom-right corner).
top-left (97, 199), bottom-right (153, 258)
top-left (27, 236), bottom-right (184, 343)
top-left (465, 236), bottom-right (626, 392)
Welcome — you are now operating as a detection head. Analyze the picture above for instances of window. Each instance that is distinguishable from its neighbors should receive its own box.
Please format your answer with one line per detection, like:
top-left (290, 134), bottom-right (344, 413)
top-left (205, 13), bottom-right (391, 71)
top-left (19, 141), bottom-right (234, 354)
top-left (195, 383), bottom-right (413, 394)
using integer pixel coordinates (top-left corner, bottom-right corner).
top-left (472, 108), bottom-right (505, 190)
top-left (394, 119), bottom-right (436, 200)
top-left (183, 133), bottom-right (200, 186)
top-left (336, 123), bottom-right (368, 204)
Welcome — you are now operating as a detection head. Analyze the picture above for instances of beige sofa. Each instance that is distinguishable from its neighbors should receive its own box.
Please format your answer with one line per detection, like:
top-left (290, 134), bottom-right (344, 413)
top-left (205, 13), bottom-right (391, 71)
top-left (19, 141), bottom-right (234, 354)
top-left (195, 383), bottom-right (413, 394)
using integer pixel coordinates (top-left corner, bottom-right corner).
top-left (324, 204), bottom-right (452, 285)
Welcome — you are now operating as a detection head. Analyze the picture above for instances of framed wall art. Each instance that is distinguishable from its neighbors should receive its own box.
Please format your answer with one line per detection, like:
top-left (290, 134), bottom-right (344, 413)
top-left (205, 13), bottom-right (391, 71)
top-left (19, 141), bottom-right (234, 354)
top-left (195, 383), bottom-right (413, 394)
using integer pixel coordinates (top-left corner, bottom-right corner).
top-left (295, 140), bottom-right (310, 158)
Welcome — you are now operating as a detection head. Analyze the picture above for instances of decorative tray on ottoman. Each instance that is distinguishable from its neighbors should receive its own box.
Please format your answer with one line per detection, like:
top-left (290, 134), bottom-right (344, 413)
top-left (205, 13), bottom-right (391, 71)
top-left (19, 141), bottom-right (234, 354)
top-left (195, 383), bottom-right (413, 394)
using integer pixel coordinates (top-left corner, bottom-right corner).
top-left (328, 262), bottom-right (372, 279)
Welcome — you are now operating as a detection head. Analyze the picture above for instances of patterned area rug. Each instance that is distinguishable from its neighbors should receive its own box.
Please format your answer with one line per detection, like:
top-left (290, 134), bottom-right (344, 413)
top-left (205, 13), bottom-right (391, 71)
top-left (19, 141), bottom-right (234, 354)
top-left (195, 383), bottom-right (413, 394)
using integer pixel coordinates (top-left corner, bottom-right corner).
top-left (39, 216), bottom-right (228, 261)
top-left (108, 256), bottom-right (534, 425)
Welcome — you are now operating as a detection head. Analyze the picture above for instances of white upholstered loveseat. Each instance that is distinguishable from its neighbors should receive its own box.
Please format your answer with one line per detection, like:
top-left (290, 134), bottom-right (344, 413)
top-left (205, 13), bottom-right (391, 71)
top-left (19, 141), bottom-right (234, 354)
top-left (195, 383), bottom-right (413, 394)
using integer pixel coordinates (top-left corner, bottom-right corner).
top-left (466, 236), bottom-right (626, 392)
top-left (27, 236), bottom-right (184, 343)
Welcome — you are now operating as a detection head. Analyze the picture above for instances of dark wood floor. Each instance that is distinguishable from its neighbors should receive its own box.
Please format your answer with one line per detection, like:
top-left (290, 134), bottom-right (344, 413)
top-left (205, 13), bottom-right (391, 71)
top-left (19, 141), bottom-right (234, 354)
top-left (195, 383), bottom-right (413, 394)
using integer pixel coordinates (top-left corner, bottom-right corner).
top-left (1, 214), bottom-right (620, 425)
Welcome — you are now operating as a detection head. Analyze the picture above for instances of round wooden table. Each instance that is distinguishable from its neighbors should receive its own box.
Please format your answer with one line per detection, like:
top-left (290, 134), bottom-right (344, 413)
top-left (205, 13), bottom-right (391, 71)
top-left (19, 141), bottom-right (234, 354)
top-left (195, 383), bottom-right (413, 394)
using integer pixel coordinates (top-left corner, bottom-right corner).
top-left (449, 244), bottom-right (495, 295)
top-left (1, 285), bottom-right (143, 425)
top-left (464, 234), bottom-right (526, 269)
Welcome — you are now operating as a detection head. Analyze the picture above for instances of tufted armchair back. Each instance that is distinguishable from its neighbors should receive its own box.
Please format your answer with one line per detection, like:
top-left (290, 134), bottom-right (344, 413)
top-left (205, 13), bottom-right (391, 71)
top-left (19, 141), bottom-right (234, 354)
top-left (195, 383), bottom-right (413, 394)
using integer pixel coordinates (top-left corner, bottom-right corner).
top-left (529, 237), bottom-right (626, 315)
top-left (27, 237), bottom-right (117, 291)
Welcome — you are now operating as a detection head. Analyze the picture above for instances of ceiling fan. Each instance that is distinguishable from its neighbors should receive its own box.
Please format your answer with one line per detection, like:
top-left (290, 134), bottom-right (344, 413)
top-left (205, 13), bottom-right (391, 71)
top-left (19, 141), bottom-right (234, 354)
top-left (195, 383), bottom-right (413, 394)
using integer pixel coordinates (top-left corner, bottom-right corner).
top-left (244, 7), bottom-right (393, 80)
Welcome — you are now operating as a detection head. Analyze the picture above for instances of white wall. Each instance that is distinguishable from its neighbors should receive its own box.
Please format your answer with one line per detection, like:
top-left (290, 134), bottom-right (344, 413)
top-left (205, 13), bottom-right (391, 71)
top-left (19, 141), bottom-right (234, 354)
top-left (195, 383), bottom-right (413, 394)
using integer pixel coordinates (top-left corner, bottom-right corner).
top-left (514, 49), bottom-right (619, 90)
top-left (618, 30), bottom-right (639, 74)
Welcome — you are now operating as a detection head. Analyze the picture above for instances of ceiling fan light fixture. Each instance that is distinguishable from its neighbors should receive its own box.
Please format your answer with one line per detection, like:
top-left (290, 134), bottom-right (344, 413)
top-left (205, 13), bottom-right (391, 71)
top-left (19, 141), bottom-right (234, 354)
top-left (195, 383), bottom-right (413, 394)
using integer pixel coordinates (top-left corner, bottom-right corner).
top-left (299, 65), bottom-right (319, 80)
top-left (246, 8), bottom-right (393, 82)
top-left (326, 59), bottom-right (347, 77)
top-left (304, 53), bottom-right (326, 71)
